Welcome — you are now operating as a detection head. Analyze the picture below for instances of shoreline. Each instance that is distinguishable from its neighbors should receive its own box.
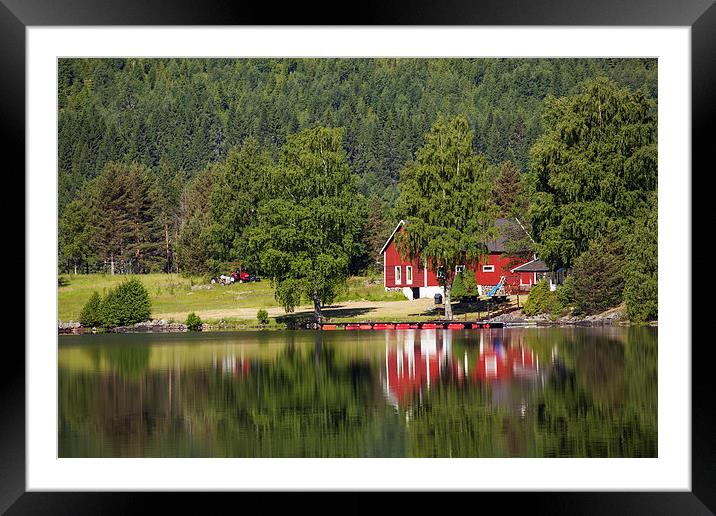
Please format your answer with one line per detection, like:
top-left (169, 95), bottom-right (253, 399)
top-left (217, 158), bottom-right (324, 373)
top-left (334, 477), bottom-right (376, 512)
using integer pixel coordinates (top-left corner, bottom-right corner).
top-left (58, 314), bottom-right (657, 335)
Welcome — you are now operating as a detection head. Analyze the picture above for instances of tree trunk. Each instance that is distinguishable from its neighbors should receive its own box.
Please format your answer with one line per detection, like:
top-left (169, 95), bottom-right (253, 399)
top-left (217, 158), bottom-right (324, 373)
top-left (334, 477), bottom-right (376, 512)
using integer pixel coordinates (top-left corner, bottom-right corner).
top-left (73, 263), bottom-right (77, 275)
top-left (110, 253), bottom-right (115, 276)
top-left (313, 295), bottom-right (323, 324)
top-left (165, 223), bottom-right (171, 272)
top-left (444, 282), bottom-right (453, 320)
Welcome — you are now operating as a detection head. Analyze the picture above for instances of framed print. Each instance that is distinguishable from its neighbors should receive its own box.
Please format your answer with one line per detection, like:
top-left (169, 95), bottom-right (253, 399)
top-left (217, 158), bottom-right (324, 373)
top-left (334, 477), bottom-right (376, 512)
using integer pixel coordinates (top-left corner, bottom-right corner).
top-left (4, 0), bottom-right (712, 512)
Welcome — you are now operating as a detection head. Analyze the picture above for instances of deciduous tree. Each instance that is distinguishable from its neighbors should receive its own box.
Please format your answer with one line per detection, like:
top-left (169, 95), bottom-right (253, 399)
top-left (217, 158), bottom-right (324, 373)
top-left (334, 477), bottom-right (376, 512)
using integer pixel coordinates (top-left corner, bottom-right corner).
top-left (527, 77), bottom-right (657, 269)
top-left (248, 126), bottom-right (362, 322)
top-left (395, 115), bottom-right (499, 319)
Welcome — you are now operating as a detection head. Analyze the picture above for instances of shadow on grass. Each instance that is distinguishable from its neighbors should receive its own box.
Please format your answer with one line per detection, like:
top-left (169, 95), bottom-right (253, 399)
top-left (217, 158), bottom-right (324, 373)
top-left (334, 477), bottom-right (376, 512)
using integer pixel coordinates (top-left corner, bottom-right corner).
top-left (418, 300), bottom-right (513, 318)
top-left (276, 306), bottom-right (376, 328)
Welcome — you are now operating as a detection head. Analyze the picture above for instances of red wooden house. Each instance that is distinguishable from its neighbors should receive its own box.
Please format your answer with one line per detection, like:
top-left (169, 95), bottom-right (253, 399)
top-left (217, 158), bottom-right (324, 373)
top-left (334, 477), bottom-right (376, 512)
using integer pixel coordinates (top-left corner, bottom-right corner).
top-left (380, 218), bottom-right (538, 300)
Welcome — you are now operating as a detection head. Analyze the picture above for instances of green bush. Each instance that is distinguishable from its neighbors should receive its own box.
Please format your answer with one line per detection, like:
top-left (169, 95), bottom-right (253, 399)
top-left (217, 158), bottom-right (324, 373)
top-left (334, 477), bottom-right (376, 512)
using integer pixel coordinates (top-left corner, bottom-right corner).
top-left (555, 275), bottom-right (575, 308)
top-left (451, 272), bottom-right (466, 300)
top-left (79, 291), bottom-right (103, 327)
top-left (186, 312), bottom-right (203, 331)
top-left (572, 239), bottom-right (624, 315)
top-left (451, 271), bottom-right (479, 301)
top-left (523, 279), bottom-right (560, 316)
top-left (257, 309), bottom-right (269, 327)
top-left (100, 278), bottom-right (152, 327)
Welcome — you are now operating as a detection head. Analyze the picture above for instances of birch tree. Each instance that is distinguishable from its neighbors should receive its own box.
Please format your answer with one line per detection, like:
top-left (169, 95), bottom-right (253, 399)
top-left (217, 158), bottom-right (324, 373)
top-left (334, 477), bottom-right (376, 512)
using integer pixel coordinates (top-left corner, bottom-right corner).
top-left (395, 115), bottom-right (498, 320)
top-left (248, 126), bottom-right (362, 322)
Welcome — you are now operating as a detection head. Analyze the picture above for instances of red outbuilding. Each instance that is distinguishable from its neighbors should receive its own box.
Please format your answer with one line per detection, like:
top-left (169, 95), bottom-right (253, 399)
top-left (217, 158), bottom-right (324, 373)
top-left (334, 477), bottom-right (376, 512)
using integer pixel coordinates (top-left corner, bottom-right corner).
top-left (380, 218), bottom-right (538, 300)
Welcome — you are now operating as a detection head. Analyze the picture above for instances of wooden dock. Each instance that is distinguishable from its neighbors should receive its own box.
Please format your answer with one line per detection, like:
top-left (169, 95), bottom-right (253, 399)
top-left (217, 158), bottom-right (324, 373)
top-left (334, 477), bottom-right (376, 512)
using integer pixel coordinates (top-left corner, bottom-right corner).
top-left (319, 321), bottom-right (504, 331)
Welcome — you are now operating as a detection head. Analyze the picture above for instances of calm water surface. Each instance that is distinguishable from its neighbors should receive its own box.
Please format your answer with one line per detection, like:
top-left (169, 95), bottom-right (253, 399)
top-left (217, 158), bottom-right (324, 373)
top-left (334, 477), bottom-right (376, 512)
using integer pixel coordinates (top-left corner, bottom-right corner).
top-left (58, 327), bottom-right (657, 458)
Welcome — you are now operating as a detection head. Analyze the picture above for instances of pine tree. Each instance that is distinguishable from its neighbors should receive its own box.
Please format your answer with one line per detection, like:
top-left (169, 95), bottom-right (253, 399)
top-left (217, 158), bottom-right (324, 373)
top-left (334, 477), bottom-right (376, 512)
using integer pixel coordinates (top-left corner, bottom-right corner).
top-left (88, 162), bottom-right (132, 275)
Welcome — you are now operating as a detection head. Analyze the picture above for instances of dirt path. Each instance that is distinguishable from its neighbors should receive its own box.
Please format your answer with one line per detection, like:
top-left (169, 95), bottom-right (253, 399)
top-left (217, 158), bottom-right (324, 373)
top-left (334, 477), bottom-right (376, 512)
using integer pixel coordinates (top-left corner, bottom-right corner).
top-left (155, 298), bottom-right (441, 322)
top-left (155, 296), bottom-right (518, 323)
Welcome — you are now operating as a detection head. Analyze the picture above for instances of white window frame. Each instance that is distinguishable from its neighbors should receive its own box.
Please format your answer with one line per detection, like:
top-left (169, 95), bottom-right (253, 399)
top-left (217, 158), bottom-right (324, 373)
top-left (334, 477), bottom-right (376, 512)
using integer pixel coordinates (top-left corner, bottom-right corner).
top-left (395, 266), bottom-right (401, 284)
top-left (406, 266), bottom-right (413, 284)
top-left (455, 265), bottom-right (466, 273)
top-left (482, 265), bottom-right (495, 273)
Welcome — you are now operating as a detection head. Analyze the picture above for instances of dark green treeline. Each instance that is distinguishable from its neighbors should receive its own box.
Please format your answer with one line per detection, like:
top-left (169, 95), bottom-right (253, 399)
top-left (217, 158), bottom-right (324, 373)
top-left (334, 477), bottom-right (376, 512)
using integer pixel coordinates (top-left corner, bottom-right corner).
top-left (59, 58), bottom-right (656, 211)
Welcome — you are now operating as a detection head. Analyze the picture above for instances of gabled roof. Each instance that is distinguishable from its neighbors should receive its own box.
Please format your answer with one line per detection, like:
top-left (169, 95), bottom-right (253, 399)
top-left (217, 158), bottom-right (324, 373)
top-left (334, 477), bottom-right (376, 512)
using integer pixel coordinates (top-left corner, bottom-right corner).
top-left (511, 258), bottom-right (550, 273)
top-left (379, 218), bottom-right (531, 256)
top-left (379, 219), bottom-right (406, 255)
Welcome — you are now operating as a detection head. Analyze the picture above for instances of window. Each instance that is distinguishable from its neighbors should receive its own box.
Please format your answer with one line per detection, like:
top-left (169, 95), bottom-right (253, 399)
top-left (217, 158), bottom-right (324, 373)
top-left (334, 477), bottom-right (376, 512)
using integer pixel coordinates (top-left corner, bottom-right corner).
top-left (482, 265), bottom-right (495, 273)
top-left (395, 266), bottom-right (401, 284)
top-left (406, 266), bottom-right (413, 284)
top-left (455, 265), bottom-right (465, 273)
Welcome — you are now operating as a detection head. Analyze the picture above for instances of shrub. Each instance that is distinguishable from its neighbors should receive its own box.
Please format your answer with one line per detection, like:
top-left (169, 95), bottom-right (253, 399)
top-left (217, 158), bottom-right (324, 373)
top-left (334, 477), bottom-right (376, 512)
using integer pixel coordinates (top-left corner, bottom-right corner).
top-left (257, 309), bottom-right (269, 327)
top-left (451, 272), bottom-right (466, 300)
top-left (100, 278), bottom-right (152, 327)
top-left (555, 275), bottom-right (575, 309)
top-left (452, 271), bottom-right (479, 301)
top-left (523, 279), bottom-right (559, 316)
top-left (572, 239), bottom-right (624, 315)
top-left (463, 272), bottom-right (479, 299)
top-left (79, 291), bottom-right (103, 327)
top-left (186, 312), bottom-right (203, 331)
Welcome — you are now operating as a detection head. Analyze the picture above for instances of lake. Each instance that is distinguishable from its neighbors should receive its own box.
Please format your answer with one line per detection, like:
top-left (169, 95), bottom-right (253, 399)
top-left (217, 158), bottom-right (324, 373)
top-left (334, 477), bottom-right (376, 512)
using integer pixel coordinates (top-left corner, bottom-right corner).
top-left (58, 327), bottom-right (657, 458)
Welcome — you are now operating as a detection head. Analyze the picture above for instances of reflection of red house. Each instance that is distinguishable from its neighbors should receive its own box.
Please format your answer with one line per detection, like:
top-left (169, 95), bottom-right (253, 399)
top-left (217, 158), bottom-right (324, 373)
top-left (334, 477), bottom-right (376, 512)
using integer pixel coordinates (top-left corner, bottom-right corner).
top-left (216, 354), bottom-right (250, 378)
top-left (384, 331), bottom-right (464, 406)
top-left (380, 218), bottom-right (536, 300)
top-left (383, 331), bottom-right (541, 408)
top-left (473, 346), bottom-right (538, 383)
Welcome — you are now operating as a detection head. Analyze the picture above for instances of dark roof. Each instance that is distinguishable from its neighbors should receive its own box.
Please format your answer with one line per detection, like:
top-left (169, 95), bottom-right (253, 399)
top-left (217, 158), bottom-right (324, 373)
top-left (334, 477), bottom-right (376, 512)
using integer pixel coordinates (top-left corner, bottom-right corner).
top-left (379, 217), bottom-right (532, 256)
top-left (511, 258), bottom-right (551, 273)
top-left (487, 218), bottom-right (530, 253)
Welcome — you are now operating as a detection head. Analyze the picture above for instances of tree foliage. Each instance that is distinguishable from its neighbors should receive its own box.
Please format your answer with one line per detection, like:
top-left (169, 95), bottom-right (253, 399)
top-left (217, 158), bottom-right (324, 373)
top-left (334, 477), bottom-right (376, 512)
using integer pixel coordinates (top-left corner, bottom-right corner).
top-left (56, 59), bottom-right (659, 322)
top-left (59, 200), bottom-right (96, 274)
top-left (528, 77), bottom-right (657, 269)
top-left (623, 192), bottom-right (658, 322)
top-left (247, 126), bottom-right (362, 321)
top-left (207, 138), bottom-right (272, 269)
top-left (79, 291), bottom-right (103, 327)
top-left (523, 279), bottom-right (560, 317)
top-left (451, 271), bottom-right (479, 301)
top-left (572, 238), bottom-right (625, 315)
top-left (396, 115), bottom-right (499, 319)
top-left (186, 312), bottom-right (203, 331)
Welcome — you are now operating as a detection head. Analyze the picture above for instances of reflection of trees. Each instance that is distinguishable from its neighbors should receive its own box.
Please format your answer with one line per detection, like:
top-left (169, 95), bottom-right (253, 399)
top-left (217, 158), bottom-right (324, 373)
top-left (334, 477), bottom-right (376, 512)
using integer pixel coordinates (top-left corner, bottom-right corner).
top-left (181, 344), bottom-right (396, 457)
top-left (531, 329), bottom-right (656, 457)
top-left (406, 328), bottom-right (657, 457)
top-left (59, 328), bottom-right (657, 458)
top-left (60, 342), bottom-right (404, 457)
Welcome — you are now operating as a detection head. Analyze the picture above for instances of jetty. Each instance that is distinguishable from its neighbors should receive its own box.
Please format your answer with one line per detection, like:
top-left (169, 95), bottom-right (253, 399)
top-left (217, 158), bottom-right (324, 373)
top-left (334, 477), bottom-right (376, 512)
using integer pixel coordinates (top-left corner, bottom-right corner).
top-left (319, 321), bottom-right (504, 331)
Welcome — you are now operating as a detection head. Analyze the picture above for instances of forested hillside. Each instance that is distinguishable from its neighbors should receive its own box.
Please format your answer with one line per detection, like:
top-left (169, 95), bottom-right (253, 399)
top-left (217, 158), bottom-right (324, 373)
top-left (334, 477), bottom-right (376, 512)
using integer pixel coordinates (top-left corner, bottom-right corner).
top-left (59, 58), bottom-right (656, 210)
top-left (58, 58), bottom-right (658, 320)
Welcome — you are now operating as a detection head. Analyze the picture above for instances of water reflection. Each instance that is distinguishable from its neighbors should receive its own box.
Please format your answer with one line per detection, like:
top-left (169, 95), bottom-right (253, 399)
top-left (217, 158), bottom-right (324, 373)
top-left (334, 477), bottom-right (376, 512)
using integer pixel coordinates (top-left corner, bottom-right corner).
top-left (58, 327), bottom-right (657, 458)
top-left (382, 330), bottom-right (556, 414)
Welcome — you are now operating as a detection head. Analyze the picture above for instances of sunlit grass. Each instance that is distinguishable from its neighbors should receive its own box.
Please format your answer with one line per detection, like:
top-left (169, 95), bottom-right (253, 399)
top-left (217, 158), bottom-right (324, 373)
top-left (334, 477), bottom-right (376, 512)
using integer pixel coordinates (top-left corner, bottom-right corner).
top-left (58, 273), bottom-right (405, 322)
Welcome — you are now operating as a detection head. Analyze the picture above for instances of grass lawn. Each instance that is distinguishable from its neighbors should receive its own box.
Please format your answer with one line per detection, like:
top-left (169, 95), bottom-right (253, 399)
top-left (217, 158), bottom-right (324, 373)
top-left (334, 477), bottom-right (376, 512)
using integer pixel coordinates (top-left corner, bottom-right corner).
top-left (58, 273), bottom-right (405, 322)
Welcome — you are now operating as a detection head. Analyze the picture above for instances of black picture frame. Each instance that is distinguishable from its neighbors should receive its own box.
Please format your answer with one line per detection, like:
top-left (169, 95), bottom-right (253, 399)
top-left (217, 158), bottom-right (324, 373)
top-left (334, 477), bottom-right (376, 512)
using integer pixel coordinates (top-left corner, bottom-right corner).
top-left (4, 0), bottom-right (711, 512)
